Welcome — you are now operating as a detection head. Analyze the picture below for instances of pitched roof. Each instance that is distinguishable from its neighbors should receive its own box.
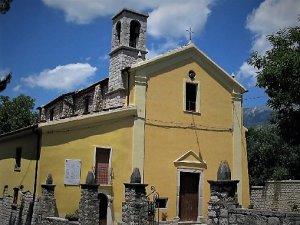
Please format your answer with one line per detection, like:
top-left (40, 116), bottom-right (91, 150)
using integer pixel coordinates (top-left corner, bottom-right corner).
top-left (131, 43), bottom-right (247, 93)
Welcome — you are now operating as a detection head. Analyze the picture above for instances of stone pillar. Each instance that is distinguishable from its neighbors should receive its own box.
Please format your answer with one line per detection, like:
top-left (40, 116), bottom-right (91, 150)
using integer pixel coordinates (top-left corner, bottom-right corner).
top-left (78, 171), bottom-right (99, 225)
top-left (0, 185), bottom-right (13, 225)
top-left (207, 161), bottom-right (239, 225)
top-left (40, 184), bottom-right (56, 217)
top-left (92, 84), bottom-right (102, 112)
top-left (38, 106), bottom-right (46, 122)
top-left (19, 191), bottom-right (34, 225)
top-left (32, 174), bottom-right (57, 225)
top-left (122, 168), bottom-right (149, 225)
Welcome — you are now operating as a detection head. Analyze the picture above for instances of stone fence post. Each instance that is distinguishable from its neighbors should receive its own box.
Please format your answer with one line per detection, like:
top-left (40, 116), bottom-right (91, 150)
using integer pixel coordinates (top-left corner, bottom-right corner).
top-left (32, 174), bottom-right (57, 225)
top-left (78, 171), bottom-right (99, 225)
top-left (0, 186), bottom-right (13, 225)
top-left (122, 168), bottom-right (149, 225)
top-left (207, 161), bottom-right (239, 225)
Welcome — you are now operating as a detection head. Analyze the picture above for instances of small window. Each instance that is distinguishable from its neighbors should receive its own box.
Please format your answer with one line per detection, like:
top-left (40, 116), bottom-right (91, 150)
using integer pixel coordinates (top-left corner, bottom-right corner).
top-left (15, 148), bottom-right (22, 171)
top-left (185, 82), bottom-right (198, 112)
top-left (116, 21), bottom-right (121, 43)
top-left (129, 20), bottom-right (141, 48)
top-left (155, 198), bottom-right (168, 208)
top-left (84, 96), bottom-right (90, 114)
top-left (50, 108), bottom-right (54, 121)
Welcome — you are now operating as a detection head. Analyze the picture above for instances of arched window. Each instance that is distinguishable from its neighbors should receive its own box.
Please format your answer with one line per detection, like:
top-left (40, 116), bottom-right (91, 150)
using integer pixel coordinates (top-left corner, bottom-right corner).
top-left (116, 21), bottom-right (121, 43)
top-left (129, 20), bottom-right (141, 48)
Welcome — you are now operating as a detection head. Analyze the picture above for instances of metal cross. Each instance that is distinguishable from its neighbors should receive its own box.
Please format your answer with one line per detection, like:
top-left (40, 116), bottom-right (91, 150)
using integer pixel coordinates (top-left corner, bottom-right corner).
top-left (186, 27), bottom-right (194, 42)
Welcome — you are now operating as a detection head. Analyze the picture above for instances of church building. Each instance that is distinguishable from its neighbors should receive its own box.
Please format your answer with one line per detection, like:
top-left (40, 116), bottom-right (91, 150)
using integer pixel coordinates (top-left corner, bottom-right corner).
top-left (0, 8), bottom-right (249, 224)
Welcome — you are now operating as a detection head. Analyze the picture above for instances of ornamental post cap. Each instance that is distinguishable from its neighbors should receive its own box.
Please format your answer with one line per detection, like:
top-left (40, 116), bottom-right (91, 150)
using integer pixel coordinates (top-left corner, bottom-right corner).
top-left (85, 171), bottom-right (96, 185)
top-left (130, 168), bottom-right (141, 183)
top-left (217, 160), bottom-right (231, 181)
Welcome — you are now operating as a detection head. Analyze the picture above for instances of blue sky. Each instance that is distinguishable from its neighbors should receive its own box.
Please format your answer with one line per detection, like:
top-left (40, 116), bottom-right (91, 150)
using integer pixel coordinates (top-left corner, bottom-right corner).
top-left (1, 0), bottom-right (299, 108)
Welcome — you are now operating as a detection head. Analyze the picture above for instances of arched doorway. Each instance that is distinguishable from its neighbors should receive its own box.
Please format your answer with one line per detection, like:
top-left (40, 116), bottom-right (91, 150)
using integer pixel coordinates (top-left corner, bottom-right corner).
top-left (99, 193), bottom-right (108, 225)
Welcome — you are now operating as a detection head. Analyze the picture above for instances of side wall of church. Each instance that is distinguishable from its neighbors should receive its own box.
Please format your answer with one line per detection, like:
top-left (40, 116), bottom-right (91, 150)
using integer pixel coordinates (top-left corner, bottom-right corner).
top-left (37, 114), bottom-right (135, 224)
top-left (0, 132), bottom-right (38, 196)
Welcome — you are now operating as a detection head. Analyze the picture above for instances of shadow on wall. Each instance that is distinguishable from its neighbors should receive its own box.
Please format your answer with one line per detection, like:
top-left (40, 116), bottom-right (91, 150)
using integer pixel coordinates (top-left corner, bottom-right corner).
top-left (0, 133), bottom-right (38, 161)
top-left (42, 116), bottom-right (134, 147)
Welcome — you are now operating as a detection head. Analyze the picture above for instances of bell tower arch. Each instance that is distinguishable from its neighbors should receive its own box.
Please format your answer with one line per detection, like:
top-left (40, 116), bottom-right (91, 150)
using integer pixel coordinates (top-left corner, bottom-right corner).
top-left (106, 9), bottom-right (148, 109)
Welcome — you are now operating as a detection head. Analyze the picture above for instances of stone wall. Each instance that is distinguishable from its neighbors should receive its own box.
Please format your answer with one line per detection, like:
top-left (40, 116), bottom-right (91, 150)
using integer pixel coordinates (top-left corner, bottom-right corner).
top-left (31, 184), bottom-right (57, 225)
top-left (39, 81), bottom-right (108, 123)
top-left (228, 208), bottom-right (300, 225)
top-left (251, 180), bottom-right (300, 212)
top-left (43, 217), bottom-right (78, 225)
top-left (0, 186), bottom-right (33, 225)
top-left (78, 184), bottom-right (99, 225)
top-left (0, 181), bottom-right (100, 225)
top-left (107, 9), bottom-right (148, 109)
top-left (122, 184), bottom-right (148, 225)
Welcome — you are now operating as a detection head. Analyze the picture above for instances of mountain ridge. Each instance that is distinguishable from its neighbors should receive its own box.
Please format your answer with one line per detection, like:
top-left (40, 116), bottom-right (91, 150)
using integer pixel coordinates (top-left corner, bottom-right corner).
top-left (243, 105), bottom-right (272, 128)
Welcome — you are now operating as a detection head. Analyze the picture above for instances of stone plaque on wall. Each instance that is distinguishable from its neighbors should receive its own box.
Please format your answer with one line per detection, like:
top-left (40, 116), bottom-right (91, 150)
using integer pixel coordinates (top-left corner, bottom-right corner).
top-left (64, 159), bottom-right (81, 185)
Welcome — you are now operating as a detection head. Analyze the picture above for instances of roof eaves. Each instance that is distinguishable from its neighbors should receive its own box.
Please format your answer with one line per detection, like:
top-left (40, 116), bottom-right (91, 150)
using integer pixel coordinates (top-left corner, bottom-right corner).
top-left (0, 124), bottom-right (38, 140)
top-left (131, 43), bottom-right (247, 93)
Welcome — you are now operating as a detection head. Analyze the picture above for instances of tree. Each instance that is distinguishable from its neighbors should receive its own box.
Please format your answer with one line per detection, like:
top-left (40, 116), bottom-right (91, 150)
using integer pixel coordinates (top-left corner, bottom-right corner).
top-left (0, 95), bottom-right (38, 134)
top-left (247, 124), bottom-right (300, 186)
top-left (0, 0), bottom-right (13, 14)
top-left (249, 21), bottom-right (300, 144)
top-left (0, 73), bottom-right (12, 92)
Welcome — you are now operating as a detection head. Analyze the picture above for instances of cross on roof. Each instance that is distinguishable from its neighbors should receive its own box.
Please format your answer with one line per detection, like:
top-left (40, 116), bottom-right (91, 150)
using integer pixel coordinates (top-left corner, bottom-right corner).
top-left (186, 27), bottom-right (194, 43)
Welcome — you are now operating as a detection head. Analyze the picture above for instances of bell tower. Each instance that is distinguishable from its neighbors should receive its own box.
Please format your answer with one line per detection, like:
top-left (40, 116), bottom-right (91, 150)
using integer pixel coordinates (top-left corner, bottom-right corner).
top-left (106, 8), bottom-right (148, 109)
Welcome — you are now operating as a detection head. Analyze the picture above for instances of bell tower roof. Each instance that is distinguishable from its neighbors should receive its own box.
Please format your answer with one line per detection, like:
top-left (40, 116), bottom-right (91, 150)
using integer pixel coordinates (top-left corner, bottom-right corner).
top-left (112, 8), bottom-right (149, 20)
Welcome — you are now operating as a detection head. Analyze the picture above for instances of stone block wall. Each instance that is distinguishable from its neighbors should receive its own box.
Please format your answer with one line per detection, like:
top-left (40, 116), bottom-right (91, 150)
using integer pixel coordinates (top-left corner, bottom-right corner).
top-left (39, 81), bottom-right (108, 123)
top-left (1, 182), bottom-right (101, 225)
top-left (228, 208), bottom-right (300, 225)
top-left (122, 184), bottom-right (148, 225)
top-left (19, 191), bottom-right (34, 225)
top-left (0, 186), bottom-right (33, 225)
top-left (43, 217), bottom-right (78, 225)
top-left (32, 184), bottom-right (57, 225)
top-left (251, 180), bottom-right (300, 212)
top-left (78, 184), bottom-right (99, 225)
top-left (111, 10), bottom-right (148, 51)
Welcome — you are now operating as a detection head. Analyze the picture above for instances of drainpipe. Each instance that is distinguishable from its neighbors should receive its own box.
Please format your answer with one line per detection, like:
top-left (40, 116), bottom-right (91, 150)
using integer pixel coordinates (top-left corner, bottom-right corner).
top-left (30, 126), bottom-right (42, 223)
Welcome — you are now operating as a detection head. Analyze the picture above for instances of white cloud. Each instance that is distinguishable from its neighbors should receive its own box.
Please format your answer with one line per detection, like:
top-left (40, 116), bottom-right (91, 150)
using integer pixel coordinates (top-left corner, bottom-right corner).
top-left (42, 0), bottom-right (155, 24)
top-left (13, 84), bottom-right (22, 92)
top-left (147, 40), bottom-right (181, 59)
top-left (148, 0), bottom-right (212, 40)
top-left (237, 62), bottom-right (259, 87)
top-left (22, 63), bottom-right (97, 91)
top-left (237, 0), bottom-right (300, 87)
top-left (247, 0), bottom-right (300, 54)
top-left (98, 54), bottom-right (109, 61)
top-left (42, 0), bottom-right (214, 40)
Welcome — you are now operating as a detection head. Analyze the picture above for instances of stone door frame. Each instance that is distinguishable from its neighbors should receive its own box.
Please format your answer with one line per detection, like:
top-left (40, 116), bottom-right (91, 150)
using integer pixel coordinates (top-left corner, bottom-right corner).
top-left (176, 168), bottom-right (203, 222)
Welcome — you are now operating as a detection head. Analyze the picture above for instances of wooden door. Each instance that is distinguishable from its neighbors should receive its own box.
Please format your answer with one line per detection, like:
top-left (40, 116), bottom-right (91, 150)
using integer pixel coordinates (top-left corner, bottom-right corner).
top-left (95, 149), bottom-right (110, 184)
top-left (179, 172), bottom-right (199, 221)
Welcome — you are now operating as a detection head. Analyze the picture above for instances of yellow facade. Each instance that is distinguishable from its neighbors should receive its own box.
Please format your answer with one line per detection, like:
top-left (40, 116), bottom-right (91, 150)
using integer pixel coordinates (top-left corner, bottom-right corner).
top-left (130, 44), bottom-right (250, 220)
top-left (0, 44), bottom-right (249, 224)
top-left (37, 108), bottom-right (135, 221)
